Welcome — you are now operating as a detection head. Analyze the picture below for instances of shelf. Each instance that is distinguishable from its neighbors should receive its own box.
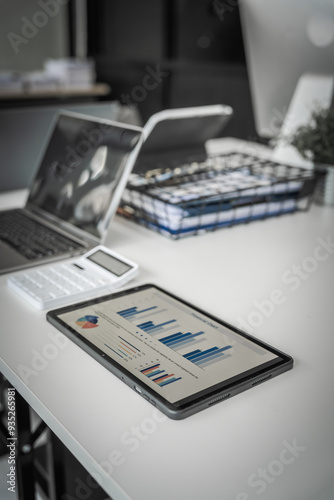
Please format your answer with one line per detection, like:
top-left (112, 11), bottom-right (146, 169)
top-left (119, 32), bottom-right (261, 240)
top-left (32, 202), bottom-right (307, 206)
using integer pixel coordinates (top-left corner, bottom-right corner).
top-left (0, 83), bottom-right (111, 101)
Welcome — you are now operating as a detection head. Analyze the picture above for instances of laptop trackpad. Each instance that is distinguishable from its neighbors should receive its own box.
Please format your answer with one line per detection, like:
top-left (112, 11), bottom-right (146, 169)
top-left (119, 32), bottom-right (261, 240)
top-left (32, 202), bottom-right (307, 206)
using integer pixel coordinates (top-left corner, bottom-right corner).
top-left (0, 241), bottom-right (27, 272)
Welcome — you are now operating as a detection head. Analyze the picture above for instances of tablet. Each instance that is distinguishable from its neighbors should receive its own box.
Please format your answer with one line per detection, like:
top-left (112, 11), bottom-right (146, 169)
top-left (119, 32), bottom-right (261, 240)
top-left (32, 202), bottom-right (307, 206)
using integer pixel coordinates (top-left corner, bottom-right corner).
top-left (47, 284), bottom-right (293, 419)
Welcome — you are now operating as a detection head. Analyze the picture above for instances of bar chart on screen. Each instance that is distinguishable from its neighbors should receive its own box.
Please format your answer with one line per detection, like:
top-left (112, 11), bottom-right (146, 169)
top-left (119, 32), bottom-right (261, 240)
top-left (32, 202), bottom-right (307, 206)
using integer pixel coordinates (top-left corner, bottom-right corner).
top-left (139, 362), bottom-right (182, 387)
top-left (116, 302), bottom-right (233, 370)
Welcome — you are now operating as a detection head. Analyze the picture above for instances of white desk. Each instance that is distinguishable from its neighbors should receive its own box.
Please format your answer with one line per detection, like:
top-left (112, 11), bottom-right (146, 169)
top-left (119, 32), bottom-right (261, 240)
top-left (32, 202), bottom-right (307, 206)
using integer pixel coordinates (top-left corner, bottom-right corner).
top-left (1, 139), bottom-right (334, 500)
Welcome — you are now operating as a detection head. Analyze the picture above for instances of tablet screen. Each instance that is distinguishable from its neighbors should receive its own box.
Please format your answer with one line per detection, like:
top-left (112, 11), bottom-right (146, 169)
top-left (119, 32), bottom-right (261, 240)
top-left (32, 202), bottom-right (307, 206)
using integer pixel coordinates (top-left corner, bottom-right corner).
top-left (52, 285), bottom-right (285, 407)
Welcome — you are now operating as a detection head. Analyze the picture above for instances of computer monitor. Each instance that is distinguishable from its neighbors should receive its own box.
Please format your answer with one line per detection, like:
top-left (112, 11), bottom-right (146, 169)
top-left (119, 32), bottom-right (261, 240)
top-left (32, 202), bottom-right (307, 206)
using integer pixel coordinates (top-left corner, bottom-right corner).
top-left (239, 0), bottom-right (334, 139)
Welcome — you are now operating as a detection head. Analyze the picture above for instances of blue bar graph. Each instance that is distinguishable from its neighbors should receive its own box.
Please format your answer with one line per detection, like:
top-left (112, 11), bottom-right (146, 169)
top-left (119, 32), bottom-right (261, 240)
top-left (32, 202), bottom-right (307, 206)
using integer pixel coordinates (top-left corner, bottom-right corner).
top-left (136, 319), bottom-right (178, 334)
top-left (183, 345), bottom-right (232, 366)
top-left (160, 331), bottom-right (205, 349)
top-left (116, 302), bottom-right (233, 370)
top-left (117, 306), bottom-right (158, 318)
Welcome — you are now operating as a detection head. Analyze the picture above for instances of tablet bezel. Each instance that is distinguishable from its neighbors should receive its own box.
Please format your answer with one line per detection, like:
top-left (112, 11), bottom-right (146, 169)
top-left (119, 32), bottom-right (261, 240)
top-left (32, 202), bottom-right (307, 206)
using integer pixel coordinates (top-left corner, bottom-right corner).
top-left (46, 283), bottom-right (293, 419)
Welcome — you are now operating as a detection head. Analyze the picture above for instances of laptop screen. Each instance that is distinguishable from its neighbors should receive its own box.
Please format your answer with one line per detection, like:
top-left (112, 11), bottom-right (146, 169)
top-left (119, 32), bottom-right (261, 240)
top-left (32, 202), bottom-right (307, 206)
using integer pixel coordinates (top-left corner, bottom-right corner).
top-left (28, 112), bottom-right (141, 238)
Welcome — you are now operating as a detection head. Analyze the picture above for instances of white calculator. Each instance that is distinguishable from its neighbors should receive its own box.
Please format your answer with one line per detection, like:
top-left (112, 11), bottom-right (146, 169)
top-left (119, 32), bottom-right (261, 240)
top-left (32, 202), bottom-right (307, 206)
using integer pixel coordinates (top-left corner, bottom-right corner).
top-left (7, 246), bottom-right (139, 310)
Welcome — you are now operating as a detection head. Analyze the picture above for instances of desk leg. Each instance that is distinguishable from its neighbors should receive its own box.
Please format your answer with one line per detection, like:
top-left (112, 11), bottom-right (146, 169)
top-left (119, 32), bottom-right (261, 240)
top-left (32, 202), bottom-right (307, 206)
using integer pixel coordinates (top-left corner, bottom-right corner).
top-left (46, 430), bottom-right (67, 500)
top-left (0, 375), bottom-right (8, 455)
top-left (2, 376), bottom-right (105, 499)
top-left (16, 390), bottom-right (36, 500)
top-left (15, 391), bottom-right (67, 500)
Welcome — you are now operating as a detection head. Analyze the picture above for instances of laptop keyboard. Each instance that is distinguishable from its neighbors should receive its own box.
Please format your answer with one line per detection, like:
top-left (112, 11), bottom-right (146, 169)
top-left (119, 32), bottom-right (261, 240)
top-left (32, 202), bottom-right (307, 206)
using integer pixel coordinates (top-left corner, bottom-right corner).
top-left (0, 211), bottom-right (83, 260)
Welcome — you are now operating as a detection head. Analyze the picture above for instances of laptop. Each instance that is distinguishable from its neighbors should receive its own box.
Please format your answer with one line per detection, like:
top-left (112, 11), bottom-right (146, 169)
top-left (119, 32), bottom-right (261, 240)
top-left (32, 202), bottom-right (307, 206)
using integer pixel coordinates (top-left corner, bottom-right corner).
top-left (0, 111), bottom-right (143, 275)
top-left (0, 101), bottom-right (142, 192)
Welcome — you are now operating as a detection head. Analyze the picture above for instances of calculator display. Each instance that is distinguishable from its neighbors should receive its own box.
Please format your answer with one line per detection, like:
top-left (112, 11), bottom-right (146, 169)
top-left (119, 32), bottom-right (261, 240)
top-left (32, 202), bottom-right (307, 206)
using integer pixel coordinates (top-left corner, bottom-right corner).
top-left (87, 250), bottom-right (132, 276)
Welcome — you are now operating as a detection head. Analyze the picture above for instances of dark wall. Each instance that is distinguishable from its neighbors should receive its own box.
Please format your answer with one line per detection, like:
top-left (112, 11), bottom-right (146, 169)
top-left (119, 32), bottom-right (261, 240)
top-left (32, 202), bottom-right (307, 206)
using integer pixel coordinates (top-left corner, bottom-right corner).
top-left (87, 0), bottom-right (258, 140)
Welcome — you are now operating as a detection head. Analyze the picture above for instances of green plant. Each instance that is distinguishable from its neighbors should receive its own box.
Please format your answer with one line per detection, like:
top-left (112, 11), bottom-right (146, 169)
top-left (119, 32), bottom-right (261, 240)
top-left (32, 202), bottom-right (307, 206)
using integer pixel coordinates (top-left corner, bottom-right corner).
top-left (289, 106), bottom-right (334, 165)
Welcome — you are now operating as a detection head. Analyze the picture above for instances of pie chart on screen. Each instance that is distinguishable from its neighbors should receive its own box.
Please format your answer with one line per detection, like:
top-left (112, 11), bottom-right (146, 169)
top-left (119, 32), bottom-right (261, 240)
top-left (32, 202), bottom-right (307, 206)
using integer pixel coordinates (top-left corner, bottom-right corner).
top-left (75, 315), bottom-right (99, 329)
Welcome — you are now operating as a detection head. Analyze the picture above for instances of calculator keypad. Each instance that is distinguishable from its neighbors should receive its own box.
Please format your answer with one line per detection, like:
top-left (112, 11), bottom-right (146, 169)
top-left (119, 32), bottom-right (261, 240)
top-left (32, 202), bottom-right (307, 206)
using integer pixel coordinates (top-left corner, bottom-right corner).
top-left (9, 263), bottom-right (115, 304)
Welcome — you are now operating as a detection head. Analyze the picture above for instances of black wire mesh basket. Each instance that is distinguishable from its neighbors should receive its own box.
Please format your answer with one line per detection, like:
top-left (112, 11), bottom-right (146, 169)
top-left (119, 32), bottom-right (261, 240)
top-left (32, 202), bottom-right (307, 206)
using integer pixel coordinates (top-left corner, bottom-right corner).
top-left (118, 152), bottom-right (319, 240)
